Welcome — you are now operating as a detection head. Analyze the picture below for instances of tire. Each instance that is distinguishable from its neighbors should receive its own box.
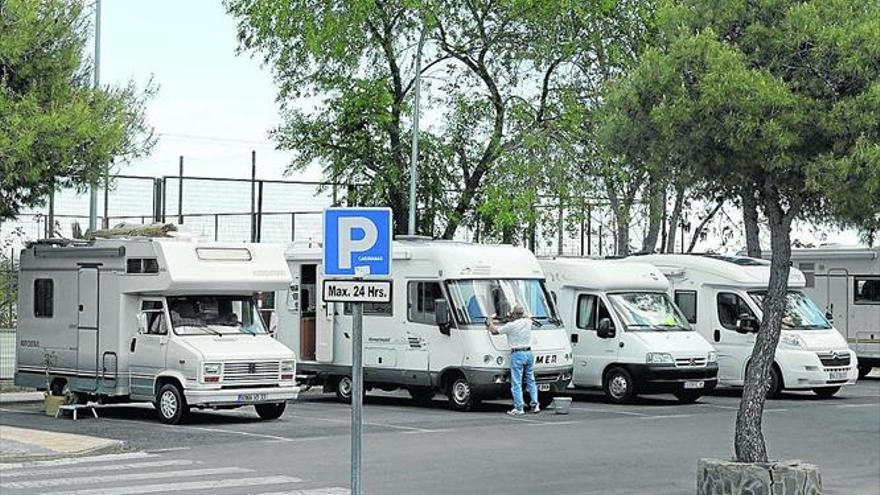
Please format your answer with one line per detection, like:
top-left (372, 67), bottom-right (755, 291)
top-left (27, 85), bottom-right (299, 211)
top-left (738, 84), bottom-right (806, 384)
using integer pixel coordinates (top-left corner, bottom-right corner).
top-left (766, 365), bottom-right (783, 399)
top-left (334, 376), bottom-right (353, 403)
top-left (858, 365), bottom-right (873, 380)
top-left (674, 391), bottom-right (702, 404)
top-left (255, 402), bottom-right (287, 420)
top-left (408, 387), bottom-right (435, 405)
top-left (538, 391), bottom-right (555, 409)
top-left (447, 376), bottom-right (479, 411)
top-left (603, 367), bottom-right (636, 404)
top-left (812, 386), bottom-right (841, 398)
top-left (156, 383), bottom-right (188, 425)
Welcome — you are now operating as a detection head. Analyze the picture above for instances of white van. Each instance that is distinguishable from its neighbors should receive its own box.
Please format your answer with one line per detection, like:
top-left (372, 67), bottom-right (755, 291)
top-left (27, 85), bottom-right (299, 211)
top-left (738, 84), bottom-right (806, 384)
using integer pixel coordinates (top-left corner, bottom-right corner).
top-left (15, 237), bottom-right (299, 424)
top-left (637, 254), bottom-right (858, 398)
top-left (763, 246), bottom-right (878, 378)
top-left (277, 238), bottom-right (573, 411)
top-left (541, 258), bottom-right (718, 404)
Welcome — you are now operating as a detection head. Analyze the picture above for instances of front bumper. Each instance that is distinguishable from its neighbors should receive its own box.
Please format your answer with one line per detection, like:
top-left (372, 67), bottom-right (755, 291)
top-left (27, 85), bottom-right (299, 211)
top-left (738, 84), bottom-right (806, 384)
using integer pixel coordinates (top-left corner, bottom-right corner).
top-left (629, 363), bottom-right (719, 395)
top-left (463, 365), bottom-right (573, 398)
top-left (777, 349), bottom-right (858, 389)
top-left (185, 385), bottom-right (300, 406)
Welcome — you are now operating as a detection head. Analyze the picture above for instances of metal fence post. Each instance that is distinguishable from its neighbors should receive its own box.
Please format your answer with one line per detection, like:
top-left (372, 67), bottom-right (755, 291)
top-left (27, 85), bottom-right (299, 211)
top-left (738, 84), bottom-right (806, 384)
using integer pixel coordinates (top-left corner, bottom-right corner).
top-left (214, 214), bottom-right (219, 242)
top-left (256, 180), bottom-right (264, 242)
top-left (290, 213), bottom-right (296, 243)
top-left (178, 156), bottom-right (184, 225)
top-left (103, 163), bottom-right (110, 229)
top-left (250, 151), bottom-right (256, 242)
top-left (586, 206), bottom-right (592, 256)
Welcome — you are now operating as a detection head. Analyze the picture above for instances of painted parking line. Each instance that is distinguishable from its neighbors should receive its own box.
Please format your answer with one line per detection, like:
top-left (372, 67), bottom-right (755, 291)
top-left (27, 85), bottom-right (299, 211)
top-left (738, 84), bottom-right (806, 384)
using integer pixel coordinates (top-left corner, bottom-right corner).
top-left (640, 414), bottom-right (694, 420)
top-left (1, 459), bottom-right (197, 478)
top-left (567, 406), bottom-right (651, 417)
top-left (1, 467), bottom-right (255, 489)
top-left (256, 489), bottom-right (351, 495)
top-left (835, 403), bottom-right (880, 409)
top-left (39, 476), bottom-right (304, 495)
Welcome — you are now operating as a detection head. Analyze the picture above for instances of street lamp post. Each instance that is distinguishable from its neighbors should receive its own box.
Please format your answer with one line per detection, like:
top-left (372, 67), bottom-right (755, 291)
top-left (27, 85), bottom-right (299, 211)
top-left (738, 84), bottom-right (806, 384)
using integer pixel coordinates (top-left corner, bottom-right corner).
top-left (408, 26), bottom-right (427, 236)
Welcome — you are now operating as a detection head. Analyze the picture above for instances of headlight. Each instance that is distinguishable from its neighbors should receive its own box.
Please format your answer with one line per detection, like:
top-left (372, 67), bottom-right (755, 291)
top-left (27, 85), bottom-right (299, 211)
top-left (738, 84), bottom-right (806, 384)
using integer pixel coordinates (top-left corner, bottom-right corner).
top-left (280, 360), bottom-right (295, 372)
top-left (646, 352), bottom-right (674, 365)
top-left (496, 356), bottom-right (504, 366)
top-left (707, 352), bottom-right (717, 363)
top-left (779, 333), bottom-right (805, 349)
top-left (203, 363), bottom-right (221, 375)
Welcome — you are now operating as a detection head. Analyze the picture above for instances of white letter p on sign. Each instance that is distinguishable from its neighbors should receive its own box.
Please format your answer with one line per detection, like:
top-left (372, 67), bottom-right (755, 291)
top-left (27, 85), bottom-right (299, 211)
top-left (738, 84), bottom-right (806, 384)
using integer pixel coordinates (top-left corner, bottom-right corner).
top-left (338, 217), bottom-right (378, 270)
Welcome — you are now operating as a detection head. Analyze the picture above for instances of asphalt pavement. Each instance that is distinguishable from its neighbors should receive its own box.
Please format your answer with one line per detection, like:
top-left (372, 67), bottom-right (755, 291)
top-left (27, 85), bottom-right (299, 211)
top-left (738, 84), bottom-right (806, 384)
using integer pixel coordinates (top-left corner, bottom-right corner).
top-left (0, 380), bottom-right (878, 495)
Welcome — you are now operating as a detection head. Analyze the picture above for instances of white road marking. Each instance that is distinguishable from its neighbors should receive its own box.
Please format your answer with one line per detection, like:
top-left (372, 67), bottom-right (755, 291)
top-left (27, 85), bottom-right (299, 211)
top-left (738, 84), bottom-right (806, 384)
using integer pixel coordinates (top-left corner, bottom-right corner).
top-left (835, 403), bottom-right (879, 409)
top-left (289, 413), bottom-right (442, 433)
top-left (0, 452), bottom-right (157, 471)
top-left (148, 446), bottom-right (191, 453)
top-left (698, 404), bottom-right (739, 410)
top-left (568, 406), bottom-right (651, 417)
top-left (764, 408), bottom-right (789, 413)
top-left (2, 459), bottom-right (197, 478)
top-left (641, 414), bottom-right (694, 419)
top-left (1, 466), bottom-right (254, 489)
top-left (169, 424), bottom-right (298, 442)
top-left (39, 475), bottom-right (304, 495)
top-left (527, 420), bottom-right (583, 426)
top-left (257, 488), bottom-right (351, 495)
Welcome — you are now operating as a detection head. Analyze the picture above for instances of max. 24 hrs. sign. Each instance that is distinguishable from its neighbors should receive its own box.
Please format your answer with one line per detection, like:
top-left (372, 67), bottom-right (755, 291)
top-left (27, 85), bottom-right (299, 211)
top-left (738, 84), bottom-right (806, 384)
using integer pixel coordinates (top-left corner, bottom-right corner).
top-left (322, 280), bottom-right (392, 303)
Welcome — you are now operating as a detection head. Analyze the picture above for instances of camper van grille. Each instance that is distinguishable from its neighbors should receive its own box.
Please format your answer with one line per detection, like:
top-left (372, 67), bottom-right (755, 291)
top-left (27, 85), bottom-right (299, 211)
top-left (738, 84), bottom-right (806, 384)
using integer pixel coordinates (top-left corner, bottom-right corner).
top-left (675, 357), bottom-right (707, 368)
top-left (222, 361), bottom-right (280, 383)
top-left (816, 352), bottom-right (851, 367)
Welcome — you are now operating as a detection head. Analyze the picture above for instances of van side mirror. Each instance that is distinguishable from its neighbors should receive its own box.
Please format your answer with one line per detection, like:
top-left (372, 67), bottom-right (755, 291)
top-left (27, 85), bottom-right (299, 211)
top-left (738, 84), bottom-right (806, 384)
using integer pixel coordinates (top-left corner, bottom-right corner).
top-left (824, 311), bottom-right (833, 323)
top-left (136, 313), bottom-right (148, 334)
top-left (434, 299), bottom-right (451, 335)
top-left (736, 313), bottom-right (759, 334)
top-left (597, 317), bottom-right (615, 339)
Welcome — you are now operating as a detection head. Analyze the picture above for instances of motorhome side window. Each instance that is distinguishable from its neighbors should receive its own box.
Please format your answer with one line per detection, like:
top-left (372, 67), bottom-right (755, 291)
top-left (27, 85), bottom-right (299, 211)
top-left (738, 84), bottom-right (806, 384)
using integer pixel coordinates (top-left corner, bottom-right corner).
top-left (127, 258), bottom-right (159, 274)
top-left (343, 302), bottom-right (392, 316)
top-left (854, 277), bottom-right (880, 305)
top-left (408, 281), bottom-right (444, 324)
top-left (716, 293), bottom-right (754, 330)
top-left (141, 301), bottom-right (167, 335)
top-left (674, 291), bottom-right (698, 324)
top-left (34, 279), bottom-right (53, 318)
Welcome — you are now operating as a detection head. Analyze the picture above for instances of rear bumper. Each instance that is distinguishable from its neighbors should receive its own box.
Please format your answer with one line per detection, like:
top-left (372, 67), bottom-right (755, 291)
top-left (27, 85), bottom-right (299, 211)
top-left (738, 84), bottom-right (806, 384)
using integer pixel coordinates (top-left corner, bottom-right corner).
top-left (464, 365), bottom-right (574, 398)
top-left (185, 385), bottom-right (300, 406)
top-left (630, 363), bottom-right (719, 395)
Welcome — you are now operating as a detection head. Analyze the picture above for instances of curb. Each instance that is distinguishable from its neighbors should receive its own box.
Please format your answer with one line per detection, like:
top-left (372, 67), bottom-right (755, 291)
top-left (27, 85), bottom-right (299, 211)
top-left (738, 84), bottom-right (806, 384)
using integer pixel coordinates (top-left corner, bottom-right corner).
top-left (0, 441), bottom-right (127, 464)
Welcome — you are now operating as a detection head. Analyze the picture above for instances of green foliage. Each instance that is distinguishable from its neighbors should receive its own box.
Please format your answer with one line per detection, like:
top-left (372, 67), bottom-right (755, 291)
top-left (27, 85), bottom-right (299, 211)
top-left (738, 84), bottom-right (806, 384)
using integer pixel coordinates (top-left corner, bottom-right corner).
top-left (0, 0), bottom-right (156, 221)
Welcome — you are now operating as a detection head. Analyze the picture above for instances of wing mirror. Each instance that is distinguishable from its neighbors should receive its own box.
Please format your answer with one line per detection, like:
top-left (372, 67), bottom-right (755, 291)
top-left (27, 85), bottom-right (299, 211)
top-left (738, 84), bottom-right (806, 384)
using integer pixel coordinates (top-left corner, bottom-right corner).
top-left (136, 313), bottom-right (148, 334)
top-left (736, 313), bottom-right (759, 334)
top-left (824, 311), bottom-right (834, 323)
top-left (597, 317), bottom-right (616, 339)
top-left (434, 299), bottom-right (451, 335)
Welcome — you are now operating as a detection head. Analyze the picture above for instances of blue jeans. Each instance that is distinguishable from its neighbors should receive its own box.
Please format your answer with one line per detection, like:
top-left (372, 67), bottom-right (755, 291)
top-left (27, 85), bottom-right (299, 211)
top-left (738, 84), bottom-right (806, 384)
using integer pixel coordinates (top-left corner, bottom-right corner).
top-left (510, 350), bottom-right (538, 411)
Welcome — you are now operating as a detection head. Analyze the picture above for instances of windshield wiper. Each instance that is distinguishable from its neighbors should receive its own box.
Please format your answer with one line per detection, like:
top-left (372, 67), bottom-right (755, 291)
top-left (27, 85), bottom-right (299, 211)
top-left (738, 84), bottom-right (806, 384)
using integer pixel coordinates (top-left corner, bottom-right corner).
top-left (530, 317), bottom-right (544, 327)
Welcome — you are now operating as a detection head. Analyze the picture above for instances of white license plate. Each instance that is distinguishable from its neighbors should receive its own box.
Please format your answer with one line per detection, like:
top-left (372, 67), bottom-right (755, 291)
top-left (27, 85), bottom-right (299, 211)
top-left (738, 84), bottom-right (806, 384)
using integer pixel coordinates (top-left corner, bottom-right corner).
top-left (538, 384), bottom-right (552, 392)
top-left (683, 381), bottom-right (704, 389)
top-left (237, 393), bottom-right (268, 403)
top-left (829, 371), bottom-right (848, 380)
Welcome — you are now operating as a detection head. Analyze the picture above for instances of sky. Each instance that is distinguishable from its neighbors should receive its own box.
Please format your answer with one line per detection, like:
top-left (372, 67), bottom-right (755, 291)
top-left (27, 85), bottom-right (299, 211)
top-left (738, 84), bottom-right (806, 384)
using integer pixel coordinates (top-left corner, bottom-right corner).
top-left (99, 0), bottom-right (308, 181)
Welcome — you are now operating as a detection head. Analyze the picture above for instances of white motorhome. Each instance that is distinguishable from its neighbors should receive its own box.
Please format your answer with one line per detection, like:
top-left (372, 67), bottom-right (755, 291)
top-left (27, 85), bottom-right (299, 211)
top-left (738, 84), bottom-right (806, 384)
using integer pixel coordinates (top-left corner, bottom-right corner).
top-left (765, 246), bottom-right (878, 378)
top-left (637, 254), bottom-right (858, 398)
top-left (15, 237), bottom-right (299, 424)
top-left (541, 259), bottom-right (718, 404)
top-left (277, 238), bottom-right (573, 411)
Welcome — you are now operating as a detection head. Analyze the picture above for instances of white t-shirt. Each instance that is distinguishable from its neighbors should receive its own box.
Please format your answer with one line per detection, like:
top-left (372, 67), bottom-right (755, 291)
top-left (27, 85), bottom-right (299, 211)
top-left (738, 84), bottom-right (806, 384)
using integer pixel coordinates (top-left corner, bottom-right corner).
top-left (498, 318), bottom-right (533, 349)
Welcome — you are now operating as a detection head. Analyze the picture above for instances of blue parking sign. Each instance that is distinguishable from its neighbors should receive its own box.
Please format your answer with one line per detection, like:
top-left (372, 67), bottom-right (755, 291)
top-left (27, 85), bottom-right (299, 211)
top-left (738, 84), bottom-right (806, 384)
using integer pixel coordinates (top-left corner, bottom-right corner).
top-left (323, 208), bottom-right (392, 277)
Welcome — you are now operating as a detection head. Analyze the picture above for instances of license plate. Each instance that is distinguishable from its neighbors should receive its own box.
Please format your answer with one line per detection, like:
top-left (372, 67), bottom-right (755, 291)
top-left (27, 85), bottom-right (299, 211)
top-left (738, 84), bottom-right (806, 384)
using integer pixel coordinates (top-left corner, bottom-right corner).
top-left (829, 371), bottom-right (848, 380)
top-left (538, 384), bottom-right (551, 392)
top-left (683, 381), bottom-right (704, 389)
top-left (237, 393), bottom-right (268, 403)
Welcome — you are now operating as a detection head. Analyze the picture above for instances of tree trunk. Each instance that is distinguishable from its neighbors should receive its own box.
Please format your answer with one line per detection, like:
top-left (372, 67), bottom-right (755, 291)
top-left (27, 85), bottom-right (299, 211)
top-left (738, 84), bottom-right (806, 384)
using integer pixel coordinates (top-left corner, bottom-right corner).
top-left (641, 180), bottom-right (664, 253)
top-left (734, 199), bottom-right (794, 463)
top-left (666, 184), bottom-right (685, 253)
top-left (743, 191), bottom-right (762, 257)
top-left (687, 199), bottom-right (724, 253)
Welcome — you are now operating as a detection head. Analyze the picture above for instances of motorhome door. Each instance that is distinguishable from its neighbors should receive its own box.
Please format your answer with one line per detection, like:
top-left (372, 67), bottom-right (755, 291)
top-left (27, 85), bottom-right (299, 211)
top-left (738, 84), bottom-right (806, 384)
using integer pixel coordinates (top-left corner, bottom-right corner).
top-left (315, 265), bottom-right (334, 362)
top-left (76, 267), bottom-right (99, 391)
top-left (130, 299), bottom-right (170, 399)
top-left (824, 271), bottom-right (850, 340)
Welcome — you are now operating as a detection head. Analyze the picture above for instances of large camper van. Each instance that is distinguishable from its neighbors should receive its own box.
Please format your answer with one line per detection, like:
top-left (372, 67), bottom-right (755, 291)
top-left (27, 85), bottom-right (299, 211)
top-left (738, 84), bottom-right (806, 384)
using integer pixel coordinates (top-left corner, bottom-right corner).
top-left (277, 238), bottom-right (573, 411)
top-left (15, 238), bottom-right (299, 424)
top-left (637, 254), bottom-right (858, 398)
top-left (765, 246), bottom-right (878, 378)
top-left (541, 259), bottom-right (718, 404)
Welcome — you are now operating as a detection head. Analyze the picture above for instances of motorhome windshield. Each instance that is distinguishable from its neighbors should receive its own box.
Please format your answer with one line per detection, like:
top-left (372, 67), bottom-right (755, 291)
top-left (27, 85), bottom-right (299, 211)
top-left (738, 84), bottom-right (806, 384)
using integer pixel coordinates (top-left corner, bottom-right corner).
top-left (168, 296), bottom-right (267, 336)
top-left (748, 291), bottom-right (832, 330)
top-left (445, 279), bottom-right (559, 326)
top-left (607, 292), bottom-right (692, 332)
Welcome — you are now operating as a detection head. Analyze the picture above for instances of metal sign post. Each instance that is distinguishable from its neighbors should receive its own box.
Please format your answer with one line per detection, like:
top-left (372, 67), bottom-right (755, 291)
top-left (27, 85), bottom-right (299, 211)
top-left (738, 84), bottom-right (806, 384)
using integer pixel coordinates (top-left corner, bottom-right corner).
top-left (322, 207), bottom-right (392, 495)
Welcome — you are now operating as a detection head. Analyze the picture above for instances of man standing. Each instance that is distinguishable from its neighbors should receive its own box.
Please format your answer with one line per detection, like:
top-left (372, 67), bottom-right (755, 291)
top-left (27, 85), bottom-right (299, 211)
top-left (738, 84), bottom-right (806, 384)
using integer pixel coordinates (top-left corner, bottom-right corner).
top-left (487, 305), bottom-right (540, 416)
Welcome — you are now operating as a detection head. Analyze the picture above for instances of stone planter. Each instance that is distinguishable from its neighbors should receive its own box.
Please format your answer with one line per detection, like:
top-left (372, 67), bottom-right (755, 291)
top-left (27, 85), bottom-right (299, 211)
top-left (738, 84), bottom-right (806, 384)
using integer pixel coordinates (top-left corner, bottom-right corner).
top-left (697, 458), bottom-right (822, 495)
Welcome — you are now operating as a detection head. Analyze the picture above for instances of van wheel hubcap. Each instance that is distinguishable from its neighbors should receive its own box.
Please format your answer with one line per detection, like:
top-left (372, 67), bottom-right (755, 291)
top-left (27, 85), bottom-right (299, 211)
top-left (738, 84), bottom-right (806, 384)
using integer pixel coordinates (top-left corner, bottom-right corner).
top-left (160, 391), bottom-right (178, 418)
top-left (453, 380), bottom-right (470, 403)
top-left (609, 375), bottom-right (628, 398)
top-left (339, 378), bottom-right (352, 398)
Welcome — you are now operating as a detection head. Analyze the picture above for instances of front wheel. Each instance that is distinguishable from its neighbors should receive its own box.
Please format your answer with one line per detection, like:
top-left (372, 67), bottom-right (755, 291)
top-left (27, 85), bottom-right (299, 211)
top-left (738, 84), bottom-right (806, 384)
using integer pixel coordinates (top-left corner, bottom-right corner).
top-left (334, 376), bottom-right (353, 403)
top-left (858, 365), bottom-right (873, 380)
top-left (255, 402), bottom-right (287, 420)
top-left (538, 391), bottom-right (555, 409)
top-left (674, 391), bottom-right (702, 404)
top-left (766, 366), bottom-right (783, 399)
top-left (156, 383), bottom-right (188, 425)
top-left (603, 367), bottom-right (636, 404)
top-left (447, 376), bottom-right (479, 411)
top-left (812, 386), bottom-right (841, 398)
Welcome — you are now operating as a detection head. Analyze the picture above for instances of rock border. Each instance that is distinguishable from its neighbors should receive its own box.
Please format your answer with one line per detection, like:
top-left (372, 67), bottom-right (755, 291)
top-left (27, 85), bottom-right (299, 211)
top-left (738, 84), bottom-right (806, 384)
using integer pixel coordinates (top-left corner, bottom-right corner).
top-left (697, 458), bottom-right (822, 495)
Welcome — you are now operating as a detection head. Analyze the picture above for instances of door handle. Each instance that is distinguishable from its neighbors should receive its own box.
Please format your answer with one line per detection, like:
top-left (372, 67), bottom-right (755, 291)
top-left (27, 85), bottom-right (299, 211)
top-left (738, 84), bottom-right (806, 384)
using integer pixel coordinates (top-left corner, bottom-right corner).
top-left (714, 329), bottom-right (721, 342)
top-left (130, 338), bottom-right (136, 352)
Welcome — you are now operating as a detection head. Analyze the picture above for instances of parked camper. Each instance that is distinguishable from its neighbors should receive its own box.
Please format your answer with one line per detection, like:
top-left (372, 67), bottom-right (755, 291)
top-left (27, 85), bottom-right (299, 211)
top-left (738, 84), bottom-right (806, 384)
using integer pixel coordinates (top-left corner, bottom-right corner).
top-left (15, 238), bottom-right (299, 424)
top-left (636, 254), bottom-right (858, 397)
top-left (277, 238), bottom-right (573, 411)
top-left (763, 246), bottom-right (878, 378)
top-left (541, 258), bottom-right (718, 404)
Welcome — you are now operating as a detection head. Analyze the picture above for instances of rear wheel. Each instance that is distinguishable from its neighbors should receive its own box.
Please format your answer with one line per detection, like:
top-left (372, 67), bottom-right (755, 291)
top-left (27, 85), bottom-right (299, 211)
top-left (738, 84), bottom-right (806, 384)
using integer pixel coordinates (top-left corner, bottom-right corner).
top-left (334, 376), bottom-right (353, 403)
top-left (603, 367), bottom-right (636, 404)
top-left (255, 402), bottom-right (286, 420)
top-left (447, 376), bottom-right (479, 411)
top-left (674, 391), bottom-right (702, 404)
top-left (766, 365), bottom-right (783, 399)
top-left (858, 365), bottom-right (873, 380)
top-left (812, 386), bottom-right (841, 398)
top-left (156, 383), bottom-right (188, 425)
